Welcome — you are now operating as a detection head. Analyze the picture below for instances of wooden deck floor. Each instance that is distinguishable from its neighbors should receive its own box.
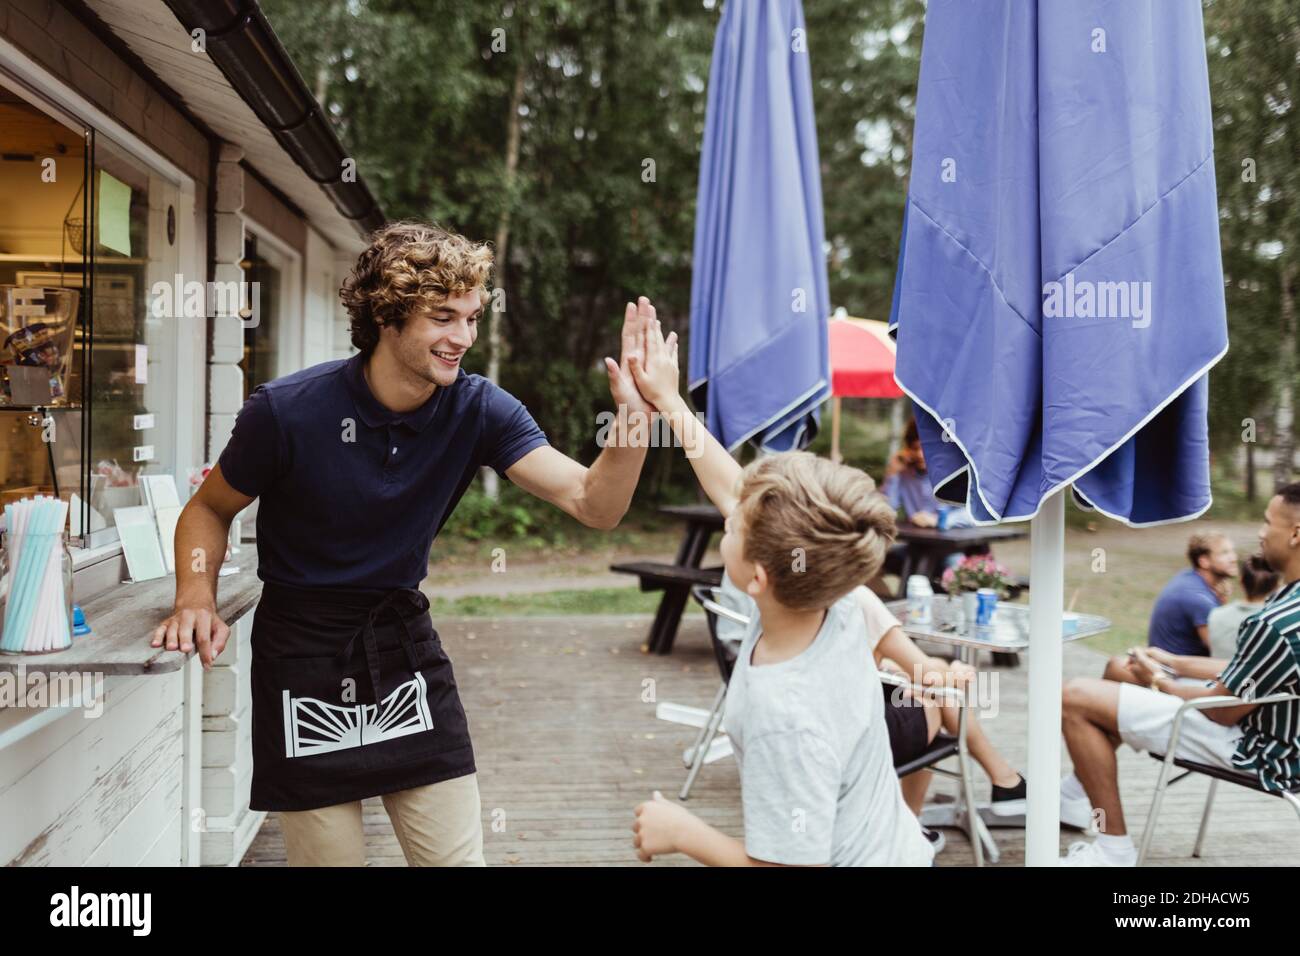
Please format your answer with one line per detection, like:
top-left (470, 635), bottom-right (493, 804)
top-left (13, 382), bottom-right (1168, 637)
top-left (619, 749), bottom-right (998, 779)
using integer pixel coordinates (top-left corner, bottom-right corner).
top-left (243, 613), bottom-right (1299, 866)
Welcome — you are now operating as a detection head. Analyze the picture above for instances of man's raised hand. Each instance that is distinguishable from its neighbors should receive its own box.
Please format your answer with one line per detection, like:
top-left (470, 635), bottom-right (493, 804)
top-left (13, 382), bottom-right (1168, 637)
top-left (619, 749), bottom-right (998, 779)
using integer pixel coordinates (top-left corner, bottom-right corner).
top-left (604, 296), bottom-right (657, 417)
top-left (628, 314), bottom-right (679, 411)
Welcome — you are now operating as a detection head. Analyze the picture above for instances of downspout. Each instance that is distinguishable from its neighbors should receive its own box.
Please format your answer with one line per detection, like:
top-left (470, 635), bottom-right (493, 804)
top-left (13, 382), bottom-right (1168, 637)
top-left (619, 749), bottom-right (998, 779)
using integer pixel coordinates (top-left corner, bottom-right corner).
top-left (161, 0), bottom-right (385, 238)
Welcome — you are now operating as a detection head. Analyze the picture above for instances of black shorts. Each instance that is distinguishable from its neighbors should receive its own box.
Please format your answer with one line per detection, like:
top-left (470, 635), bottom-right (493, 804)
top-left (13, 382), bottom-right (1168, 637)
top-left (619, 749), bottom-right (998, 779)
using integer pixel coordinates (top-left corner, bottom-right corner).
top-left (882, 679), bottom-right (931, 769)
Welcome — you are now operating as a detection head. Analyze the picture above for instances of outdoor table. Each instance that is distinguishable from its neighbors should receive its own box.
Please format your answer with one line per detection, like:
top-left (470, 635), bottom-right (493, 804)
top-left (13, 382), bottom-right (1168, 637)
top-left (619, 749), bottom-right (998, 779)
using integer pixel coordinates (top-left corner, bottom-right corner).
top-left (659, 503), bottom-right (725, 560)
top-left (891, 523), bottom-right (1028, 596)
top-left (887, 594), bottom-right (1111, 862)
top-left (892, 522), bottom-right (1031, 668)
top-left (611, 503), bottom-right (725, 654)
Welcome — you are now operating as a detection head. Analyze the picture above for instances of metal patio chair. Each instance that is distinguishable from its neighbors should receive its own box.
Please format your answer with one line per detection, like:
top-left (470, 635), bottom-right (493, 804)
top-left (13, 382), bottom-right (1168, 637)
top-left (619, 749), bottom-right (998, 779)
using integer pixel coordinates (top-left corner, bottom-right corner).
top-left (1138, 692), bottom-right (1300, 866)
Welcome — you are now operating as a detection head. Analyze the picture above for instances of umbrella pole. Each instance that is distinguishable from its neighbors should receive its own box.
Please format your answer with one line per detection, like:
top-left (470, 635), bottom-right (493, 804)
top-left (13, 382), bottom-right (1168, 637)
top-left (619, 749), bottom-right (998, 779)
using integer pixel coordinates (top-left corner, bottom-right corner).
top-left (831, 397), bottom-right (842, 463)
top-left (1025, 487), bottom-right (1065, 866)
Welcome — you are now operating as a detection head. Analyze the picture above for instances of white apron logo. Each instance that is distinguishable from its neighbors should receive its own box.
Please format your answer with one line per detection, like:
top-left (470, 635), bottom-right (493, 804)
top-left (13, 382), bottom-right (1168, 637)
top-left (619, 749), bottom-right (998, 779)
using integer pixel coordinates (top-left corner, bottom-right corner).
top-left (1042, 272), bottom-right (1152, 329)
top-left (49, 886), bottom-right (151, 936)
top-left (283, 673), bottom-right (435, 757)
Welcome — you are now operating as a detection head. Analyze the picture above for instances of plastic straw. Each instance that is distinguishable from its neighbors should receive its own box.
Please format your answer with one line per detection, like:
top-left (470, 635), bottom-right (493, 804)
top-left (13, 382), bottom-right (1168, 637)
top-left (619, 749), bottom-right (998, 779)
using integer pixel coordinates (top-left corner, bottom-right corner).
top-left (1, 499), bottom-right (37, 647)
top-left (3, 498), bottom-right (46, 649)
top-left (1, 497), bottom-right (71, 653)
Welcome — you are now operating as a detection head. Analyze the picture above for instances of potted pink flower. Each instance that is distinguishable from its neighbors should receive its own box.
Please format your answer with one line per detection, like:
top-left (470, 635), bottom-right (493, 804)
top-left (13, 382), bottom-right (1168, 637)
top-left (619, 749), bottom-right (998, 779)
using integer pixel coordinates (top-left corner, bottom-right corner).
top-left (941, 554), bottom-right (1015, 622)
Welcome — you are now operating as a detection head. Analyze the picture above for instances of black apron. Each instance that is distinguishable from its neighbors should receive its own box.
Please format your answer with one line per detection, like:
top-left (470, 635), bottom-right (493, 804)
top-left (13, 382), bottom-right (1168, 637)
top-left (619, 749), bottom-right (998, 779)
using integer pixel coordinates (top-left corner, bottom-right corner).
top-left (248, 581), bottom-right (476, 812)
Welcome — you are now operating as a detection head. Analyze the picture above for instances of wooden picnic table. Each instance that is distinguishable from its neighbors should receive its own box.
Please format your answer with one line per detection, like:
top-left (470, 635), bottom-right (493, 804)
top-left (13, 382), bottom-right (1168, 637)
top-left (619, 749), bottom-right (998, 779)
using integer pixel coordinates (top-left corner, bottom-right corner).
top-left (610, 504), bottom-right (724, 655)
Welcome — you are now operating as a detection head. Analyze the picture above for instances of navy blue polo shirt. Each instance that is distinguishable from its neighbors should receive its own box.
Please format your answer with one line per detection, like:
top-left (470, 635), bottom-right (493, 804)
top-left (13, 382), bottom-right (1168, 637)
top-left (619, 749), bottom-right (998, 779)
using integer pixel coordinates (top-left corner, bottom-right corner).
top-left (216, 352), bottom-right (549, 589)
top-left (1147, 568), bottom-right (1221, 656)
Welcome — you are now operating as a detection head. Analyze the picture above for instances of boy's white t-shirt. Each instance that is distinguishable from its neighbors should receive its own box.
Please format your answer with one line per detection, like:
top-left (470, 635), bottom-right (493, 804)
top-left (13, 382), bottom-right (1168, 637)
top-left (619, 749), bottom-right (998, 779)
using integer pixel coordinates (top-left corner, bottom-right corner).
top-left (719, 575), bottom-right (934, 866)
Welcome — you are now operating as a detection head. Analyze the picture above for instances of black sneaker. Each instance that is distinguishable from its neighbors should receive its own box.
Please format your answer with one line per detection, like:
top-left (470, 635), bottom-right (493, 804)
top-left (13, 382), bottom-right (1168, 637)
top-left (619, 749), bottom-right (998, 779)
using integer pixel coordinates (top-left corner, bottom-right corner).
top-left (990, 773), bottom-right (1026, 817)
top-left (921, 826), bottom-right (946, 854)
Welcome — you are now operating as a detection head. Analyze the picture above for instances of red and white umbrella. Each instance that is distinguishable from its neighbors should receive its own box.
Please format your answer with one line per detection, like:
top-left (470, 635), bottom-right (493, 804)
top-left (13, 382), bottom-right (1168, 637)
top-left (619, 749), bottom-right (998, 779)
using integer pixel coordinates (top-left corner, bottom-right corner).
top-left (827, 315), bottom-right (903, 462)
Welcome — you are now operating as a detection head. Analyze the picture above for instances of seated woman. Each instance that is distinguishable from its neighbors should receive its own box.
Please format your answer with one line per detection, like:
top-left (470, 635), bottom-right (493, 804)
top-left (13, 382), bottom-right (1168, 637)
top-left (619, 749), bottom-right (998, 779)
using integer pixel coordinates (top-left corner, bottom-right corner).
top-left (880, 417), bottom-right (976, 530)
top-left (861, 590), bottom-right (1025, 847)
top-left (875, 417), bottom-right (986, 595)
top-left (1208, 554), bottom-right (1279, 658)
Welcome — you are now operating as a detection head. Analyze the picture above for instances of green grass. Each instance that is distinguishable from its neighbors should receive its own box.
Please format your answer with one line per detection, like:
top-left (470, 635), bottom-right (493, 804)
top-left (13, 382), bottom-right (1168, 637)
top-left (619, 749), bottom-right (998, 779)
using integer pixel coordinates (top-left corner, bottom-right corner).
top-left (429, 586), bottom-right (703, 618)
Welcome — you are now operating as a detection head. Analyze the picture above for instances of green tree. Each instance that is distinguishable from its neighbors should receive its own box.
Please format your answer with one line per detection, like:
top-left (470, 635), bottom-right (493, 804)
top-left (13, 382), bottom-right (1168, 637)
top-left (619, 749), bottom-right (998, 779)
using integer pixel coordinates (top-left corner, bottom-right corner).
top-left (261, 0), bottom-right (1293, 505)
top-left (1205, 0), bottom-right (1299, 490)
top-left (805, 0), bottom-right (924, 321)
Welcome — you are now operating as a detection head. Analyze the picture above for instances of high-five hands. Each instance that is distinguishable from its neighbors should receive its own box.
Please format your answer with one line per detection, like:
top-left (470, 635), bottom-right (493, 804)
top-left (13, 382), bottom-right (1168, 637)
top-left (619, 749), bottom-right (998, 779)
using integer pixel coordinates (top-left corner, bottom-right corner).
top-left (628, 313), bottom-right (679, 411)
top-left (604, 296), bottom-right (658, 417)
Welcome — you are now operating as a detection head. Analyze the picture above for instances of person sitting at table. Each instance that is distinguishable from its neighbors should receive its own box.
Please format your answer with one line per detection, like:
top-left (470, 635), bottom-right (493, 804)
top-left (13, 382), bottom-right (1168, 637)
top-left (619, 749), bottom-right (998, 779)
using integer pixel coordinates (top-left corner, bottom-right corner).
top-left (1101, 531), bottom-right (1238, 686)
top-left (1058, 483), bottom-right (1300, 866)
top-left (1146, 531), bottom-right (1238, 657)
top-left (1208, 554), bottom-right (1279, 658)
top-left (880, 417), bottom-right (976, 529)
top-left (866, 596), bottom-right (1028, 848)
top-left (876, 418), bottom-right (983, 594)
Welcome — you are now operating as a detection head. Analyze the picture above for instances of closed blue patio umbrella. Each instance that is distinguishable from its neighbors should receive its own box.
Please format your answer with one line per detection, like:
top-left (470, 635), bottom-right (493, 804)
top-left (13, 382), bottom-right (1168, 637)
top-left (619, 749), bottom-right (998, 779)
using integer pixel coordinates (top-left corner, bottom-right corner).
top-left (890, 0), bottom-right (1228, 864)
top-left (689, 0), bottom-right (830, 452)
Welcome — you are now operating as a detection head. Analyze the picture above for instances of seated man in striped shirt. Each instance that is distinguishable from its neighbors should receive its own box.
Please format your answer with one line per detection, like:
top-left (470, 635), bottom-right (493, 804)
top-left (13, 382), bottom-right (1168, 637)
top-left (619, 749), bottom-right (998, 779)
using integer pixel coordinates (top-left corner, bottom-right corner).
top-left (1057, 482), bottom-right (1300, 867)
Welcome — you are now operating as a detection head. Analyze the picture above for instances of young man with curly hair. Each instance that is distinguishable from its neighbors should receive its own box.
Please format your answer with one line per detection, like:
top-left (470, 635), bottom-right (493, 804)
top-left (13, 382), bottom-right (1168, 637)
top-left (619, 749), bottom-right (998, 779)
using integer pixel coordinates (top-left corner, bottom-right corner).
top-left (152, 220), bottom-right (670, 866)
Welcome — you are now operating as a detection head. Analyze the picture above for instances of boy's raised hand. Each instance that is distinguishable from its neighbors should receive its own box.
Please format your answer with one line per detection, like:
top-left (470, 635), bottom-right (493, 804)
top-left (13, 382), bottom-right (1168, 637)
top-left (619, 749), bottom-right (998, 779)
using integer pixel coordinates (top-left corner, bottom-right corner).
top-left (627, 316), bottom-right (680, 411)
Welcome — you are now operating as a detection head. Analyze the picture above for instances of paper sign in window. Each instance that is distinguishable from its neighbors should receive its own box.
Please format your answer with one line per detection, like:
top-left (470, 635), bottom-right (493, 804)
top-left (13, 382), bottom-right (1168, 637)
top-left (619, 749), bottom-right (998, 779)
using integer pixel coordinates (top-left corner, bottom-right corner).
top-left (97, 170), bottom-right (133, 257)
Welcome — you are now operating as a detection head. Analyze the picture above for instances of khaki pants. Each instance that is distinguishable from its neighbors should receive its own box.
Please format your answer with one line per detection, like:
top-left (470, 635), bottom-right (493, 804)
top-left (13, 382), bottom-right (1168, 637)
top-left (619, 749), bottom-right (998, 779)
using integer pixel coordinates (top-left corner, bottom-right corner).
top-left (279, 772), bottom-right (485, 866)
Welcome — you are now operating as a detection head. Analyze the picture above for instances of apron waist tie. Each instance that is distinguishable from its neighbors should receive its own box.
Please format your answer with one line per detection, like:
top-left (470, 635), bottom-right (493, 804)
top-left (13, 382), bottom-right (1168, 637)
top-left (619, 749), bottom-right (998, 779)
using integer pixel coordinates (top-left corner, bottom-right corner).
top-left (332, 588), bottom-right (430, 704)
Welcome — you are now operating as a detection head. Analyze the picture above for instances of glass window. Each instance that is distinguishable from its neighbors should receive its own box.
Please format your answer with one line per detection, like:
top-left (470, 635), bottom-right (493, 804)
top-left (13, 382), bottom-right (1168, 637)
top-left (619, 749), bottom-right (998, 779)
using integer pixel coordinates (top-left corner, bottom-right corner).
top-left (0, 81), bottom-right (90, 527)
top-left (84, 135), bottom-right (181, 543)
top-left (0, 73), bottom-right (182, 548)
top-left (241, 229), bottom-right (283, 396)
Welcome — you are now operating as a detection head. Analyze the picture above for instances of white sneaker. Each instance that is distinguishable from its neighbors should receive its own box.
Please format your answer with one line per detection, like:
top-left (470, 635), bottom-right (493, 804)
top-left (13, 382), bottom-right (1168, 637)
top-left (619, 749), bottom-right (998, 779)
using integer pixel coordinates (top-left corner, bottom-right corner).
top-left (1059, 840), bottom-right (1134, 867)
top-left (1060, 790), bottom-right (1094, 831)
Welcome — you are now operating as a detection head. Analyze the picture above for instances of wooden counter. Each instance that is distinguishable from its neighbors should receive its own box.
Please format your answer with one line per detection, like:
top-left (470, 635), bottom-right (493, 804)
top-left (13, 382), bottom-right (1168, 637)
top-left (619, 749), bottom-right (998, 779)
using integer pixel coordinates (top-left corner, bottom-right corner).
top-left (0, 562), bottom-right (262, 675)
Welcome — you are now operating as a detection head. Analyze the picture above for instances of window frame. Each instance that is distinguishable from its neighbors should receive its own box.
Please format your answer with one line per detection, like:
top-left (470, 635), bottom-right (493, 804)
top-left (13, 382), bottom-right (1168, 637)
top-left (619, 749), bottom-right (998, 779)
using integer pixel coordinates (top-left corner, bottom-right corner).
top-left (0, 42), bottom-right (201, 558)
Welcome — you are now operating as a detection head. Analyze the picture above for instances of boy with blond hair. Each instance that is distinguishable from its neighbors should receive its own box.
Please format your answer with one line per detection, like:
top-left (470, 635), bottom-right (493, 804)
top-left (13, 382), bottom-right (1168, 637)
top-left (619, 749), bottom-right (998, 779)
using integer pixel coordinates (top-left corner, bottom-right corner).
top-left (629, 321), bottom-right (933, 866)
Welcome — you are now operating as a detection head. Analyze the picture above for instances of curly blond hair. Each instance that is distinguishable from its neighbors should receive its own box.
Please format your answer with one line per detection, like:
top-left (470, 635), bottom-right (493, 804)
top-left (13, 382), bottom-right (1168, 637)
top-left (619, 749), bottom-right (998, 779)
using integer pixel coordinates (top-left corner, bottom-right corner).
top-left (736, 452), bottom-right (897, 611)
top-left (340, 220), bottom-right (494, 354)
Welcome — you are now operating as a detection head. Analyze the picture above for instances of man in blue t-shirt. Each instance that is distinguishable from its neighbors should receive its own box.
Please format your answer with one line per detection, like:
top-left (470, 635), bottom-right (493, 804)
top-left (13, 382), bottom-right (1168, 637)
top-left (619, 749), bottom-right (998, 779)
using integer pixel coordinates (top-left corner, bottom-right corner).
top-left (1145, 532), bottom-right (1237, 657)
top-left (150, 221), bottom-right (672, 866)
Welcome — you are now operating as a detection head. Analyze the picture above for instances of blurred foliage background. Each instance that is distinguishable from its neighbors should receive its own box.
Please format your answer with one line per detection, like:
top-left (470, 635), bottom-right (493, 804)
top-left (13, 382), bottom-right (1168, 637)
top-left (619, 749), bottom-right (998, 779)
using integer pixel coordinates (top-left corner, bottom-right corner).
top-left (262, 0), bottom-right (1298, 542)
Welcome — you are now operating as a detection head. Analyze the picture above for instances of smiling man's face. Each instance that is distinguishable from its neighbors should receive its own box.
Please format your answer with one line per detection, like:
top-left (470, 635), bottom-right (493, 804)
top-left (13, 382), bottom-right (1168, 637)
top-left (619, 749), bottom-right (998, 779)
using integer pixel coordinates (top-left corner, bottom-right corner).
top-left (386, 290), bottom-right (483, 387)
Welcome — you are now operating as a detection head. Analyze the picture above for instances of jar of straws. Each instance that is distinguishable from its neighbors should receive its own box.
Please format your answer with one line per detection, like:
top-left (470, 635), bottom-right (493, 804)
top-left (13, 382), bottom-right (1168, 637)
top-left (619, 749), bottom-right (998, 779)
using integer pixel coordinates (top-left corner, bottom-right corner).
top-left (0, 496), bottom-right (75, 654)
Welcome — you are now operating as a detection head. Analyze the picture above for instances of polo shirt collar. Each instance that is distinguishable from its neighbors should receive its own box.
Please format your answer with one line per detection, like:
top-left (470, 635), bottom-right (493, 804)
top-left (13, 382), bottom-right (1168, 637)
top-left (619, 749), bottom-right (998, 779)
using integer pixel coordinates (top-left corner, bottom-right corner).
top-left (1270, 578), bottom-right (1300, 607)
top-left (343, 351), bottom-right (454, 433)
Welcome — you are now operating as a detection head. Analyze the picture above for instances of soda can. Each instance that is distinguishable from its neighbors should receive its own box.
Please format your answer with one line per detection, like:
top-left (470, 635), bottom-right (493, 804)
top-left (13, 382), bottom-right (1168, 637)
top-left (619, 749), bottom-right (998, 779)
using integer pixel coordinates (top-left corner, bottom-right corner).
top-left (975, 587), bottom-right (998, 626)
